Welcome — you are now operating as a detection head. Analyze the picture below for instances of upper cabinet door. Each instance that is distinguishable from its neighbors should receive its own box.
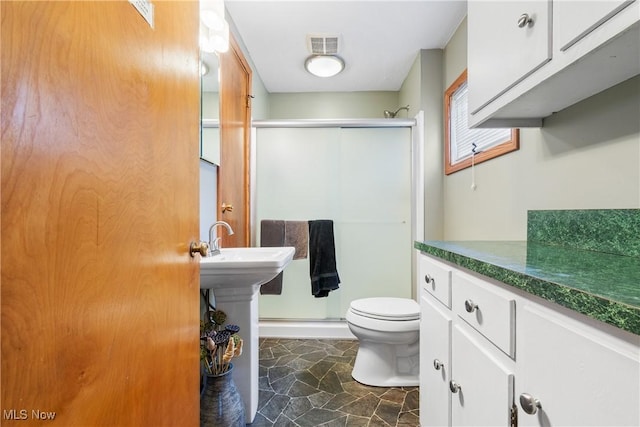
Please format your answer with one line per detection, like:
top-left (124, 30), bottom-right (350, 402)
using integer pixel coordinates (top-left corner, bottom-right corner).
top-left (468, 0), bottom-right (552, 115)
top-left (555, 0), bottom-right (636, 51)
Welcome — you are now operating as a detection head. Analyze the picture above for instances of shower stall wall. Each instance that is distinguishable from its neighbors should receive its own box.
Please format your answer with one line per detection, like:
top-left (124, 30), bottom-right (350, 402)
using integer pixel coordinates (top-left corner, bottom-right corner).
top-left (254, 124), bottom-right (413, 321)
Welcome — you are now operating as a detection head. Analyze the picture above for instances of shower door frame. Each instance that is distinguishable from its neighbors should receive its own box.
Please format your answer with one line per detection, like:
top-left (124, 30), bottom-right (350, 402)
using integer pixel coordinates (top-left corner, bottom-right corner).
top-left (250, 115), bottom-right (425, 338)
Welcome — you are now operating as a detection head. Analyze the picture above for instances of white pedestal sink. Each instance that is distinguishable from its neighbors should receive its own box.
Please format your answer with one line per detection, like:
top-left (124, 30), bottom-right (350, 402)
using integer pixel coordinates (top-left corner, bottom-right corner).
top-left (200, 246), bottom-right (295, 423)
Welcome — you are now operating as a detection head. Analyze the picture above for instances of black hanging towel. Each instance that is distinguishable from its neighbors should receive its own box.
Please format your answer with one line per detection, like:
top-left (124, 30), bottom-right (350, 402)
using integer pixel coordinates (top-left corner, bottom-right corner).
top-left (308, 220), bottom-right (340, 298)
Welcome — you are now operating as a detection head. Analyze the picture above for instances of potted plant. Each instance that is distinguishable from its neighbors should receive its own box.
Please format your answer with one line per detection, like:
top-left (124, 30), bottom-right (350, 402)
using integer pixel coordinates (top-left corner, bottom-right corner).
top-left (200, 308), bottom-right (245, 427)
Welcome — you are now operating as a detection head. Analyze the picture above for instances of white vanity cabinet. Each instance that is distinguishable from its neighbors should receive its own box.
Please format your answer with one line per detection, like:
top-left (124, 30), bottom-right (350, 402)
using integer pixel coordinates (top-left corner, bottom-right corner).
top-left (450, 325), bottom-right (515, 427)
top-left (419, 257), bottom-right (516, 427)
top-left (467, 0), bottom-right (640, 128)
top-left (420, 292), bottom-right (452, 427)
top-left (516, 302), bottom-right (640, 427)
top-left (418, 252), bottom-right (640, 426)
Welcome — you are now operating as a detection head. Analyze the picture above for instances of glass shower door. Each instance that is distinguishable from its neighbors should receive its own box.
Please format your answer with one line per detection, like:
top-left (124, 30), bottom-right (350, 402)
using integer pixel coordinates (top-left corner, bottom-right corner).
top-left (255, 126), bottom-right (412, 320)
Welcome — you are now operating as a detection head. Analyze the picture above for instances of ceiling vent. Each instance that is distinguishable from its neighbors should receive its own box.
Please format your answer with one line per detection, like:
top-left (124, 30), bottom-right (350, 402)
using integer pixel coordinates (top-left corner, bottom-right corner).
top-left (307, 34), bottom-right (339, 55)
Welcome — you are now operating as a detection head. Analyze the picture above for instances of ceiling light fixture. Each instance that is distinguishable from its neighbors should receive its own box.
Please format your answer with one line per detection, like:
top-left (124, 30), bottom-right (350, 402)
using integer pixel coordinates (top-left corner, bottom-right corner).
top-left (304, 55), bottom-right (345, 78)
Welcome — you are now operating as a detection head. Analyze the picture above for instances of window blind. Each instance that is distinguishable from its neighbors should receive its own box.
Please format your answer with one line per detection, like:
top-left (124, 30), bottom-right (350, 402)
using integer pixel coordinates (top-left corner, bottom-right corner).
top-left (449, 81), bottom-right (511, 164)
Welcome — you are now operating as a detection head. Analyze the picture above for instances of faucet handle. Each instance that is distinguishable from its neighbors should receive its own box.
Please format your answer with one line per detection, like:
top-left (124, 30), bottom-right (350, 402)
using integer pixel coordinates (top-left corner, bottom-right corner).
top-left (212, 237), bottom-right (221, 250)
top-left (208, 237), bottom-right (222, 256)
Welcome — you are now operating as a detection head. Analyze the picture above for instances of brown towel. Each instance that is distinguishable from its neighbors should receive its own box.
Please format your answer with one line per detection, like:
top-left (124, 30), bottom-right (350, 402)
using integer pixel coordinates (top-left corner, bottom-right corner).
top-left (260, 220), bottom-right (284, 295)
top-left (284, 221), bottom-right (308, 260)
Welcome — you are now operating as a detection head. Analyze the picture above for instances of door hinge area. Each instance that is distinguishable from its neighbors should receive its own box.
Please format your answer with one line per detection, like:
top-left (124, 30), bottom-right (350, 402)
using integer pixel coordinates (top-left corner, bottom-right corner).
top-left (510, 403), bottom-right (518, 427)
top-left (246, 94), bottom-right (255, 108)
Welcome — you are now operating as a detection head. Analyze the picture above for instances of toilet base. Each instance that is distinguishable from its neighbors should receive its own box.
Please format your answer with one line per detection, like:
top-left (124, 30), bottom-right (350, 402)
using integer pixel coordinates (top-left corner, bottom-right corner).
top-left (351, 340), bottom-right (419, 387)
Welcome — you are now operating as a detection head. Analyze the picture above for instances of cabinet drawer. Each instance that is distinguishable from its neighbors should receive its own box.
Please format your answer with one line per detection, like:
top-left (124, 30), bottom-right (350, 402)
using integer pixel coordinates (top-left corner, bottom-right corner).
top-left (418, 255), bottom-right (452, 308)
top-left (453, 271), bottom-right (515, 358)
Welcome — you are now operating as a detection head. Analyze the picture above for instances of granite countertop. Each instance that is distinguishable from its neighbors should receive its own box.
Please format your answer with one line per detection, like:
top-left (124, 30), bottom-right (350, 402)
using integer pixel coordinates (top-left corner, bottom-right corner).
top-left (415, 240), bottom-right (640, 336)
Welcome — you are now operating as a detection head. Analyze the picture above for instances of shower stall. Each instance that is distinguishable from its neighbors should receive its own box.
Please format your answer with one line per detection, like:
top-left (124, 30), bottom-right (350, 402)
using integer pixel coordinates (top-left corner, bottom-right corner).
top-left (252, 119), bottom-right (421, 334)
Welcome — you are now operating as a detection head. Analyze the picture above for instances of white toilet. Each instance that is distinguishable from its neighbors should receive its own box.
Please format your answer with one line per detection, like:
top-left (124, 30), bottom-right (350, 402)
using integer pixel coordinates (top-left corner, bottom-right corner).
top-left (346, 297), bottom-right (420, 387)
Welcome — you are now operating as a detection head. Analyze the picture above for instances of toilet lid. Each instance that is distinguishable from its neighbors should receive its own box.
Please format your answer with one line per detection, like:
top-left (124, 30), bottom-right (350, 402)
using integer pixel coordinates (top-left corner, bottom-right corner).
top-left (350, 297), bottom-right (420, 321)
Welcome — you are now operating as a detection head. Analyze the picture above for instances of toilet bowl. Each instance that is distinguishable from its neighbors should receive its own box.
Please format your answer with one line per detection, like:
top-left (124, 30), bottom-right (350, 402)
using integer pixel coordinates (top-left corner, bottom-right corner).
top-left (346, 297), bottom-right (420, 387)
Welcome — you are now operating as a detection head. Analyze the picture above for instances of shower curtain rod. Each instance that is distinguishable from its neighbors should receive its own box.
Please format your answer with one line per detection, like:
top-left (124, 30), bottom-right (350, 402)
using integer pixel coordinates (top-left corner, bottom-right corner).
top-left (252, 118), bottom-right (416, 128)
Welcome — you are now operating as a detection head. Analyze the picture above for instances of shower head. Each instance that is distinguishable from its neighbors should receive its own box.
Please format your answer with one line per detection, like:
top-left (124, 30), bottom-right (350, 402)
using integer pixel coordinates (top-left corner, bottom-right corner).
top-left (383, 105), bottom-right (410, 118)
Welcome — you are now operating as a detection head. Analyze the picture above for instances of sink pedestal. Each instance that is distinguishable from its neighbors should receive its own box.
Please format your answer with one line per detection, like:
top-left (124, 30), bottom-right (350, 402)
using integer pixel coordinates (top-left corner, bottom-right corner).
top-left (213, 284), bottom-right (261, 424)
top-left (199, 246), bottom-right (295, 423)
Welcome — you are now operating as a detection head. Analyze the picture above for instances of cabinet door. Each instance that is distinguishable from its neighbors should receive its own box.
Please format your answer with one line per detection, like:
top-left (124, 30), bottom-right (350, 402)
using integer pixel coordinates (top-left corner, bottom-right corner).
top-left (518, 304), bottom-right (640, 426)
top-left (420, 292), bottom-right (452, 427)
top-left (450, 326), bottom-right (514, 427)
top-left (468, 0), bottom-right (552, 114)
top-left (555, 0), bottom-right (636, 51)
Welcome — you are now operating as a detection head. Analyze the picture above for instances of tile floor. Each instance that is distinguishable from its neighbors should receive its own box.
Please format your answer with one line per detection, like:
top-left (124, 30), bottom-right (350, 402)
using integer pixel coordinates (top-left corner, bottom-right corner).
top-left (251, 338), bottom-right (419, 427)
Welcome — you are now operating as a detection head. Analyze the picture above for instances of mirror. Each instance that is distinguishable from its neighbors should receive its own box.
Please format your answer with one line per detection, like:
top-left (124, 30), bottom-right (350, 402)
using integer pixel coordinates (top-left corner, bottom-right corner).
top-left (200, 51), bottom-right (220, 165)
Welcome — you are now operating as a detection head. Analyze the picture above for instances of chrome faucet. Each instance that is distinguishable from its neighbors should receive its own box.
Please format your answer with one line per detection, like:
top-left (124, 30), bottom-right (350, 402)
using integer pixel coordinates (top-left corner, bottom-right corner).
top-left (208, 221), bottom-right (234, 256)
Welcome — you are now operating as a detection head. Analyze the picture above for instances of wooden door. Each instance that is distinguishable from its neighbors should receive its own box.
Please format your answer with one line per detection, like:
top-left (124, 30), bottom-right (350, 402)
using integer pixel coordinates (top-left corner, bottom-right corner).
top-left (1, 2), bottom-right (200, 425)
top-left (218, 34), bottom-right (252, 247)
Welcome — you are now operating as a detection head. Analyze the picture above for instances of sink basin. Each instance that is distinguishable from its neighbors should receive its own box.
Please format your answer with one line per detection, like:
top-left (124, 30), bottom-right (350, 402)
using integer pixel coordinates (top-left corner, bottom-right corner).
top-left (200, 246), bottom-right (295, 289)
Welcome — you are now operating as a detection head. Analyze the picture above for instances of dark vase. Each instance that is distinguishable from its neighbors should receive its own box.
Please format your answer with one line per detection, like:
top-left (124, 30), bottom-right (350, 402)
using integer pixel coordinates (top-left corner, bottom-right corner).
top-left (200, 363), bottom-right (246, 427)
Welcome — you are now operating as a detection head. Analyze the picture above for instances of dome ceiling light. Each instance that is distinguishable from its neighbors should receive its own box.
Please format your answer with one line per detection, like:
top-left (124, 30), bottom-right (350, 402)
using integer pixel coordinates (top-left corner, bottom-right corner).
top-left (304, 55), bottom-right (345, 78)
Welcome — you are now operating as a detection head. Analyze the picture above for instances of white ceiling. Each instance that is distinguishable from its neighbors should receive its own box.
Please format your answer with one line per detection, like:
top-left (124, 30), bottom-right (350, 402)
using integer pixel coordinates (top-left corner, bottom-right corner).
top-left (203, 0), bottom-right (467, 93)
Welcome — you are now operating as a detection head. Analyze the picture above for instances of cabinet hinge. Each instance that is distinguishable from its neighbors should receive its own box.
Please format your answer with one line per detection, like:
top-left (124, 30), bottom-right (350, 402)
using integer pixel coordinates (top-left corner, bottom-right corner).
top-left (510, 403), bottom-right (518, 427)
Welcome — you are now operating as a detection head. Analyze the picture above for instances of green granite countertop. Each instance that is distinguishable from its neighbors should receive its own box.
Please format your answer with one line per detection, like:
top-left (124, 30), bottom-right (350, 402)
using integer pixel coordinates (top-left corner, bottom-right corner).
top-left (415, 240), bottom-right (640, 336)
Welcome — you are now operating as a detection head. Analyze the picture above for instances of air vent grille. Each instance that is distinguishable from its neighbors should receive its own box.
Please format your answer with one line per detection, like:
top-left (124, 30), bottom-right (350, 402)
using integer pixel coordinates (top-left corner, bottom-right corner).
top-left (307, 35), bottom-right (339, 55)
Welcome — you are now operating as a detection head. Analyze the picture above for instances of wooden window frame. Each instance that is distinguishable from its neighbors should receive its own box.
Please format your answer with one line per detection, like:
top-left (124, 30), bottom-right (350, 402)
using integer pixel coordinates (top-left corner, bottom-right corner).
top-left (444, 69), bottom-right (519, 175)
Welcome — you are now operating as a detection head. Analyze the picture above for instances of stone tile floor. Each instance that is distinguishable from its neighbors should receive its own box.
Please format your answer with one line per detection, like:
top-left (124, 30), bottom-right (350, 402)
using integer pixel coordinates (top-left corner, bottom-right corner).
top-left (251, 338), bottom-right (419, 427)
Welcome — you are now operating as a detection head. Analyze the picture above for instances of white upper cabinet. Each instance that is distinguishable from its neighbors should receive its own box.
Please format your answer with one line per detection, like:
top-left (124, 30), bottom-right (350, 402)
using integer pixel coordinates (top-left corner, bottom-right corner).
top-left (467, 0), bottom-right (640, 128)
top-left (555, 0), bottom-right (635, 51)
top-left (468, 0), bottom-right (552, 116)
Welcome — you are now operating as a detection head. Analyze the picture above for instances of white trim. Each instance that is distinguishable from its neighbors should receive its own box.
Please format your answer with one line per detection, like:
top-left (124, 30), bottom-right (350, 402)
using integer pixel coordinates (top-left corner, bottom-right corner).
top-left (259, 320), bottom-right (356, 339)
top-left (252, 118), bottom-right (415, 128)
top-left (411, 111), bottom-right (425, 301)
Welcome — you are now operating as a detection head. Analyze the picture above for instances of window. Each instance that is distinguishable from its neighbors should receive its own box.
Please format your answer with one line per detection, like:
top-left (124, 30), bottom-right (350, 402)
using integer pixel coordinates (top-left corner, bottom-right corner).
top-left (444, 69), bottom-right (519, 175)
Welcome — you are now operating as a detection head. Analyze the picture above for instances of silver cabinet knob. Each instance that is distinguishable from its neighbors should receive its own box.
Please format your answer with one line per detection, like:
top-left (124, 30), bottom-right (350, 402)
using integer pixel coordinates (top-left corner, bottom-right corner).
top-left (424, 274), bottom-right (434, 285)
top-left (449, 380), bottom-right (461, 393)
top-left (464, 299), bottom-right (479, 313)
top-left (518, 13), bottom-right (534, 28)
top-left (433, 359), bottom-right (444, 370)
top-left (519, 393), bottom-right (542, 415)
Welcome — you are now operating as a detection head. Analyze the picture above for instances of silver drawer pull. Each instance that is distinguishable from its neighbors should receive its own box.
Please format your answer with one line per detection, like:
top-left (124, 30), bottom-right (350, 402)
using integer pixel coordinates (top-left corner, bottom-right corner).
top-left (519, 393), bottom-right (542, 415)
top-left (433, 359), bottom-right (444, 370)
top-left (464, 299), bottom-right (479, 313)
top-left (424, 274), bottom-right (434, 285)
top-left (449, 380), bottom-right (461, 393)
top-left (517, 13), bottom-right (534, 28)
